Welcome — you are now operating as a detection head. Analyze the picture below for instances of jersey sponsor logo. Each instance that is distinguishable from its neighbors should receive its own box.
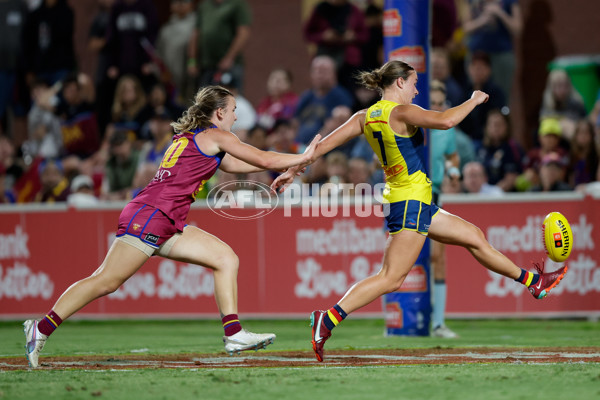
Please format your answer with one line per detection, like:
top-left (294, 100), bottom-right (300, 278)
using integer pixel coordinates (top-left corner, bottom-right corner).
top-left (389, 46), bottom-right (426, 73)
top-left (152, 169), bottom-right (172, 183)
top-left (383, 164), bottom-right (404, 178)
top-left (369, 109), bottom-right (382, 118)
top-left (383, 9), bottom-right (402, 37)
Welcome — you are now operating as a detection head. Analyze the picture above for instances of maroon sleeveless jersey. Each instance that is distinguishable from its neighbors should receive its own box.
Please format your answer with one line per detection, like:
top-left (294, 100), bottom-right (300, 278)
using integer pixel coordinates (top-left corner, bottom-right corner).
top-left (134, 127), bottom-right (224, 230)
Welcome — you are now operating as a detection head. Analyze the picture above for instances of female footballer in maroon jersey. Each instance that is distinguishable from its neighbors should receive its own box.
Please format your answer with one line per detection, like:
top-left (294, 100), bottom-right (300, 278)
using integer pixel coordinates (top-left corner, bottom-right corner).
top-left (24, 86), bottom-right (321, 367)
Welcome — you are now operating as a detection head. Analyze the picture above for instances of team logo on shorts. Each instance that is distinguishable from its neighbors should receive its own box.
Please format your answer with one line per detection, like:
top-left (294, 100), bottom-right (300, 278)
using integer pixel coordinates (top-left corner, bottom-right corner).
top-left (145, 233), bottom-right (160, 244)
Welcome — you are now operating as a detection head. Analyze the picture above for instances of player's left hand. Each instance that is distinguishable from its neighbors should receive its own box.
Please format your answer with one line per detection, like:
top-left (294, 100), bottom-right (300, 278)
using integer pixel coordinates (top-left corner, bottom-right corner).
top-left (271, 168), bottom-right (298, 194)
top-left (301, 134), bottom-right (321, 166)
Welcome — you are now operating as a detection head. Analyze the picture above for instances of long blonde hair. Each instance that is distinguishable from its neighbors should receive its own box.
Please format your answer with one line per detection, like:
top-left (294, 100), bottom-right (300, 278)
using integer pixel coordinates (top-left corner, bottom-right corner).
top-left (356, 60), bottom-right (415, 94)
top-left (111, 74), bottom-right (147, 121)
top-left (171, 86), bottom-right (233, 133)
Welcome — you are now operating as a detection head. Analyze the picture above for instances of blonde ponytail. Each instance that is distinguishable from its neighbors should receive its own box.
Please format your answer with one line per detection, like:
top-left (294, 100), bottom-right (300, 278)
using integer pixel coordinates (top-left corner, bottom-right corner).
top-left (171, 86), bottom-right (233, 133)
top-left (356, 60), bottom-right (415, 93)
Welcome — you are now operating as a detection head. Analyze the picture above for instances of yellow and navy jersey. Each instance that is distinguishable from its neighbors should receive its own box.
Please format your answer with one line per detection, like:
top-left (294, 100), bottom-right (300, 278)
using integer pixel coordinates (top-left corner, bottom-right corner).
top-left (364, 100), bottom-right (432, 204)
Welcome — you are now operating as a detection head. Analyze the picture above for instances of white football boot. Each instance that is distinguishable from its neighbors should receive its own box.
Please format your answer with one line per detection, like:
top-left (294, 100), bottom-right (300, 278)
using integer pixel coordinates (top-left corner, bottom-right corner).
top-left (223, 329), bottom-right (276, 356)
top-left (24, 319), bottom-right (48, 368)
top-left (431, 324), bottom-right (459, 339)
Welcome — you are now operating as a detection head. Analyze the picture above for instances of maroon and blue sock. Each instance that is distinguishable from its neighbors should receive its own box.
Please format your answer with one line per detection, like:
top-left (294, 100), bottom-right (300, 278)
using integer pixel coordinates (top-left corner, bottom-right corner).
top-left (37, 310), bottom-right (63, 336)
top-left (323, 304), bottom-right (348, 330)
top-left (222, 314), bottom-right (242, 336)
top-left (515, 268), bottom-right (540, 287)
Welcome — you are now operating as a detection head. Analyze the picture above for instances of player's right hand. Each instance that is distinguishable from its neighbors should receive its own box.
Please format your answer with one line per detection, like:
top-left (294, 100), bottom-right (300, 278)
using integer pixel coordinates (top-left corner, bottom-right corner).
top-left (471, 90), bottom-right (489, 105)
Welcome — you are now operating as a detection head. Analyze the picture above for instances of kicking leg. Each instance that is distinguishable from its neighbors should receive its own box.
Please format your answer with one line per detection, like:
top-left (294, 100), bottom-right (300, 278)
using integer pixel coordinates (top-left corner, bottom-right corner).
top-left (428, 209), bottom-right (567, 299)
top-left (428, 209), bottom-right (521, 279)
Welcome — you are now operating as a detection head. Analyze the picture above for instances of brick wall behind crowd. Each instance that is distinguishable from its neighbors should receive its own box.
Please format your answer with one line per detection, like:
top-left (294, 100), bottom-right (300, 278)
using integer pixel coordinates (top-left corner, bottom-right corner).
top-left (69, 0), bottom-right (600, 138)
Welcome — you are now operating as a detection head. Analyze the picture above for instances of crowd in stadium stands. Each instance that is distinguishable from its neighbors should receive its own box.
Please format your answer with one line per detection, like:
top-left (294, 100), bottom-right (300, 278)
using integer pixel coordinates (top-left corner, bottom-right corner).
top-left (1, 0), bottom-right (599, 206)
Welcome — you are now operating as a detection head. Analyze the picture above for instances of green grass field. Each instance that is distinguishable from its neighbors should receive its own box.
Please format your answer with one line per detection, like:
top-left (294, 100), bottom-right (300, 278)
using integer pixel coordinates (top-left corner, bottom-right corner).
top-left (1, 319), bottom-right (599, 400)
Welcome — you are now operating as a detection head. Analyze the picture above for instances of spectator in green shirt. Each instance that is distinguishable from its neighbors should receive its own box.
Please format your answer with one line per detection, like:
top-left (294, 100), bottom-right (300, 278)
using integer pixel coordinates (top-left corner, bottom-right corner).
top-left (187, 0), bottom-right (251, 93)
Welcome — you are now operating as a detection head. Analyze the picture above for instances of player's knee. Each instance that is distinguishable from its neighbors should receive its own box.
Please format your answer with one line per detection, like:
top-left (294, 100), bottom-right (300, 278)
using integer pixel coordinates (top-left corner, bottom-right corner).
top-left (379, 270), bottom-right (408, 293)
top-left (218, 250), bottom-right (239, 274)
top-left (387, 278), bottom-right (406, 293)
top-left (465, 225), bottom-right (487, 250)
top-left (96, 276), bottom-right (125, 296)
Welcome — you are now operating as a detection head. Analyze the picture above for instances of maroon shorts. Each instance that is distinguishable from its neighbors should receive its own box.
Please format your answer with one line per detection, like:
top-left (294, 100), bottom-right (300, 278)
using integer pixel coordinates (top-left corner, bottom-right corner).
top-left (116, 202), bottom-right (178, 248)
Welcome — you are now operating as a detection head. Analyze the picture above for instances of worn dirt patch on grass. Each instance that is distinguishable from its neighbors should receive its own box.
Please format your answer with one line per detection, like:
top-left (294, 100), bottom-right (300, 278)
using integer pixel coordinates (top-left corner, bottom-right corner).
top-left (2, 347), bottom-right (599, 370)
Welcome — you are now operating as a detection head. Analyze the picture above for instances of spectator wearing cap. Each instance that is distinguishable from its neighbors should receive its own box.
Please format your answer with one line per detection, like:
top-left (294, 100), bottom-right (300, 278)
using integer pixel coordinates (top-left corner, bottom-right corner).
top-left (458, 51), bottom-right (507, 147)
top-left (531, 152), bottom-right (572, 192)
top-left (518, 117), bottom-right (569, 191)
top-left (103, 129), bottom-right (140, 200)
top-left (67, 174), bottom-right (99, 207)
top-left (34, 159), bottom-right (70, 203)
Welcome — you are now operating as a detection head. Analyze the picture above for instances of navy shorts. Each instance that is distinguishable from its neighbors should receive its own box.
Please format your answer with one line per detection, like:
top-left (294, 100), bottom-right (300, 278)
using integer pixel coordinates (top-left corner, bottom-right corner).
top-left (116, 202), bottom-right (178, 248)
top-left (383, 200), bottom-right (440, 235)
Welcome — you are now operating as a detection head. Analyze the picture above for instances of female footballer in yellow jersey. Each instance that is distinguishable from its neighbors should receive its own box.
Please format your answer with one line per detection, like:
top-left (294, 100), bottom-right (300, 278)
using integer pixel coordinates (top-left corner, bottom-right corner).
top-left (272, 60), bottom-right (569, 362)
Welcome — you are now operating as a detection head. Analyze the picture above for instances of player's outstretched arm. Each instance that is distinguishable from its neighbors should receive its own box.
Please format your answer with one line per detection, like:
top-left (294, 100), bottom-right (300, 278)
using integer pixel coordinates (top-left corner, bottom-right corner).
top-left (395, 90), bottom-right (489, 130)
top-left (311, 110), bottom-right (366, 159)
top-left (214, 131), bottom-right (321, 172)
top-left (271, 111), bottom-right (366, 193)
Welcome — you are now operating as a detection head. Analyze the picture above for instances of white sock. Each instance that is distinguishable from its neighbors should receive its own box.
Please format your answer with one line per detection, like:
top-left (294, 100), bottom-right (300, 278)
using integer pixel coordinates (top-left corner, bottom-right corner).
top-left (432, 281), bottom-right (447, 329)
